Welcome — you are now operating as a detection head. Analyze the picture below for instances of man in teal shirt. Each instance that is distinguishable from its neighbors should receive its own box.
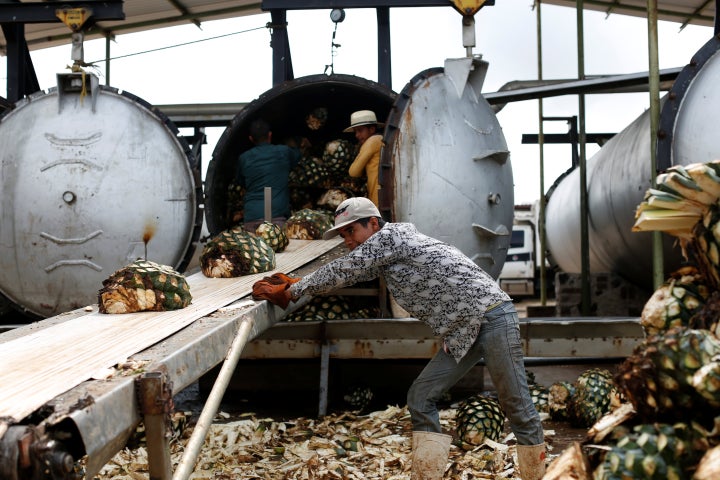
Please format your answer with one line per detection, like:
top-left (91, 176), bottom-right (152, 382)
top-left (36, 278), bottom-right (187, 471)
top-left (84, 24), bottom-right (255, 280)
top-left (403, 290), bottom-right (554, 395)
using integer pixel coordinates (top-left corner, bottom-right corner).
top-left (236, 119), bottom-right (302, 231)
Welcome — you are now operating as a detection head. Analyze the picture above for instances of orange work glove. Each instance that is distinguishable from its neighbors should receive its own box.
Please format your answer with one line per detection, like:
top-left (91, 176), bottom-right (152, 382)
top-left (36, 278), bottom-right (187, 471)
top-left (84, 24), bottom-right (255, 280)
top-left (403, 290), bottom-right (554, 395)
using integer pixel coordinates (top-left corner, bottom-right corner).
top-left (269, 273), bottom-right (301, 285)
top-left (252, 280), bottom-right (292, 309)
top-left (260, 275), bottom-right (286, 286)
top-left (258, 273), bottom-right (300, 287)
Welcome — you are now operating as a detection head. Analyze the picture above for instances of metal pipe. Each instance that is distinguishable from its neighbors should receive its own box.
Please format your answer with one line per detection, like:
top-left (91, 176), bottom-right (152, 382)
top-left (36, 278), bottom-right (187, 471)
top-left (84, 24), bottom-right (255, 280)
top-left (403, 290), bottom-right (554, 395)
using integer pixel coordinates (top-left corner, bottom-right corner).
top-left (462, 14), bottom-right (475, 57)
top-left (576, 0), bottom-right (591, 315)
top-left (139, 372), bottom-right (173, 480)
top-left (486, 69), bottom-right (681, 108)
top-left (377, 7), bottom-right (392, 86)
top-left (520, 356), bottom-right (625, 366)
top-left (647, 0), bottom-right (664, 290)
top-left (264, 187), bottom-right (272, 223)
top-left (104, 35), bottom-right (110, 86)
top-left (535, 0), bottom-right (547, 306)
top-left (319, 342), bottom-right (330, 417)
top-left (172, 317), bottom-right (254, 480)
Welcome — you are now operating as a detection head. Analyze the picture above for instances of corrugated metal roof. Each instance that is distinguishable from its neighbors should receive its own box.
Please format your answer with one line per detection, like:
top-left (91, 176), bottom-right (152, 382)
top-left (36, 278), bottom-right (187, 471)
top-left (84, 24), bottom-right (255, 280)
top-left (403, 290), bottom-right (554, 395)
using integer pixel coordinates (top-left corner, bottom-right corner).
top-left (0, 0), bottom-right (715, 56)
top-left (542, 0), bottom-right (715, 28)
top-left (0, 0), bottom-right (263, 54)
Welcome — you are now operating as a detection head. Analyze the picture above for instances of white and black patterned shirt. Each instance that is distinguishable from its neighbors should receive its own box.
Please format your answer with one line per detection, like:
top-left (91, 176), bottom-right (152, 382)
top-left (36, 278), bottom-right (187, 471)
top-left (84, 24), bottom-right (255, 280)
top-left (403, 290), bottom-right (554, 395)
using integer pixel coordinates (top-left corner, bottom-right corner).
top-left (289, 223), bottom-right (511, 362)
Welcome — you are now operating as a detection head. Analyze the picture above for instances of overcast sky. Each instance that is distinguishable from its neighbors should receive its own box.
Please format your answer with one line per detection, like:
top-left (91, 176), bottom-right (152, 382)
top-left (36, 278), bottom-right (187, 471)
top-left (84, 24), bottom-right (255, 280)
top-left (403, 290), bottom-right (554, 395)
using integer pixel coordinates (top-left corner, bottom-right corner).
top-left (1, 2), bottom-right (715, 204)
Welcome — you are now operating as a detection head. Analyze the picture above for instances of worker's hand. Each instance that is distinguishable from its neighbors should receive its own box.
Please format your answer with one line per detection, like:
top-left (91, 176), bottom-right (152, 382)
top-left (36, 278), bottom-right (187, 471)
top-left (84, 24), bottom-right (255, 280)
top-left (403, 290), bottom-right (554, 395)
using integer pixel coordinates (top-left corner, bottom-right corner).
top-left (258, 273), bottom-right (300, 287)
top-left (252, 279), bottom-right (292, 309)
top-left (269, 273), bottom-right (301, 285)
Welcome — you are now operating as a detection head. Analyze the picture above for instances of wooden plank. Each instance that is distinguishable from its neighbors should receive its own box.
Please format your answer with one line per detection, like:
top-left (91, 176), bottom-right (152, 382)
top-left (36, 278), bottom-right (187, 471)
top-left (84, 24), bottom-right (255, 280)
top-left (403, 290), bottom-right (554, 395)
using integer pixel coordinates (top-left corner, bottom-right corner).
top-left (0, 238), bottom-right (341, 430)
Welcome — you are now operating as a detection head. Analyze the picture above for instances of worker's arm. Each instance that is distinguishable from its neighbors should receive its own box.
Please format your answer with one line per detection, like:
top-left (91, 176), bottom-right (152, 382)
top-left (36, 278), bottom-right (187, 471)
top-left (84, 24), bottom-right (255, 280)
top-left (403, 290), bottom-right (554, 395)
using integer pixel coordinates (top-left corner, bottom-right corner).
top-left (348, 135), bottom-right (383, 177)
top-left (287, 144), bottom-right (302, 169)
top-left (289, 225), bottom-right (402, 300)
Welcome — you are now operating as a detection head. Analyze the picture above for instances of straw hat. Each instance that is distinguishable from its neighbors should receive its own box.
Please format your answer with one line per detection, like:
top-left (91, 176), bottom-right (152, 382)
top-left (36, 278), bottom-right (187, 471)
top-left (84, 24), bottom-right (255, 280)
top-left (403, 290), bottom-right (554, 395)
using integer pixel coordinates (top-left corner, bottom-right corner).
top-left (342, 110), bottom-right (384, 133)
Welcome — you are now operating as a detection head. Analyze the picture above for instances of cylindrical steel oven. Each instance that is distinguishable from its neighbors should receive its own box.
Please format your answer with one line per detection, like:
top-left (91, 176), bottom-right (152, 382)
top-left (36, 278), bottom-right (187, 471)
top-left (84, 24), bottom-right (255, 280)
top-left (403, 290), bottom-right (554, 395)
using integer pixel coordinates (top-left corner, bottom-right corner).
top-left (381, 61), bottom-right (514, 279)
top-left (2, 60), bottom-right (515, 318)
top-left (0, 73), bottom-right (202, 317)
top-left (206, 73), bottom-right (396, 235)
top-left (545, 35), bottom-right (720, 289)
top-left (207, 61), bottom-right (514, 279)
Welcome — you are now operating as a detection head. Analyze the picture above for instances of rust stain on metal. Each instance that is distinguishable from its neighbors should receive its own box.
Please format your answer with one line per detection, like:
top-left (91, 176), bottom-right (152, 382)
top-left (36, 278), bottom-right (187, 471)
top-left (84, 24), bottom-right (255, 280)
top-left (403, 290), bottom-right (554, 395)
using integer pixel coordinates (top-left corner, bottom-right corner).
top-left (352, 340), bottom-right (374, 357)
top-left (68, 394), bottom-right (95, 412)
top-left (143, 222), bottom-right (156, 245)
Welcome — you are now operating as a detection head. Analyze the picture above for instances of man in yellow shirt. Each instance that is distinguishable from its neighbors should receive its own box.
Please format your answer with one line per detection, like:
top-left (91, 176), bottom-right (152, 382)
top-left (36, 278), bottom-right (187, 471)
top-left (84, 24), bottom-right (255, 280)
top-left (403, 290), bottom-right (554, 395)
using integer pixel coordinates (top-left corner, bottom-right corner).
top-left (344, 110), bottom-right (384, 207)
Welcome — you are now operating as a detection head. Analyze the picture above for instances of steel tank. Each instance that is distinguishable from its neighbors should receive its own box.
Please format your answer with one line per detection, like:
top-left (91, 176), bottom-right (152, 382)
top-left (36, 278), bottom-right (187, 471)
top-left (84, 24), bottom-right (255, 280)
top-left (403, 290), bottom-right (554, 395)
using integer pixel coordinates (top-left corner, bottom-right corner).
top-left (545, 36), bottom-right (720, 289)
top-left (207, 60), bottom-right (513, 278)
top-left (380, 60), bottom-right (513, 278)
top-left (0, 73), bottom-right (201, 318)
top-left (0, 96), bottom-right (12, 316)
top-left (206, 73), bottom-right (396, 235)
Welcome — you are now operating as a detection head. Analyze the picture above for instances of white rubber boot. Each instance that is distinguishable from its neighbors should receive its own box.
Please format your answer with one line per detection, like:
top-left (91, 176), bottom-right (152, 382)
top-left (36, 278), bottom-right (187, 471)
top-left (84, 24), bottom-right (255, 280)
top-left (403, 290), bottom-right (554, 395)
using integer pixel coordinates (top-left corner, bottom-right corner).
top-left (517, 443), bottom-right (547, 480)
top-left (410, 431), bottom-right (452, 480)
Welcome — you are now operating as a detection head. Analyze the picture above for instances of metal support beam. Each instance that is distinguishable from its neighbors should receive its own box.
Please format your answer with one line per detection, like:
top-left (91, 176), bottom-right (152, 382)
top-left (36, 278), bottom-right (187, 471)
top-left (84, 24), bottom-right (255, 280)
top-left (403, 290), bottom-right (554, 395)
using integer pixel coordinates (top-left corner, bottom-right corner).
top-left (263, 0), bottom-right (461, 8)
top-left (535, 0), bottom-right (548, 307)
top-left (1, 23), bottom-right (39, 102)
top-left (172, 317), bottom-right (256, 480)
top-left (105, 35), bottom-right (111, 86)
top-left (522, 132), bottom-right (614, 145)
top-left (318, 340), bottom-right (331, 417)
top-left (535, 116), bottom-right (580, 168)
top-left (138, 372), bottom-right (174, 480)
top-left (647, 0), bottom-right (664, 290)
top-left (576, 0), bottom-right (591, 316)
top-left (484, 68), bottom-right (681, 104)
top-left (241, 317), bottom-right (644, 360)
top-left (0, 1), bottom-right (124, 23)
top-left (377, 7), bottom-right (391, 87)
top-left (269, 9), bottom-right (293, 85)
top-left (187, 127), bottom-right (206, 171)
top-left (156, 103), bottom-right (248, 127)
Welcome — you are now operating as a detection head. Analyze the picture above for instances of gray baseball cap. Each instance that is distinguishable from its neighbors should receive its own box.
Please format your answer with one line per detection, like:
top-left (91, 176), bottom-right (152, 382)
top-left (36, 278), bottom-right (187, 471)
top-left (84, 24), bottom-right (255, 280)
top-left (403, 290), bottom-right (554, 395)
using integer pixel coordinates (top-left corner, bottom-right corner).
top-left (322, 197), bottom-right (381, 240)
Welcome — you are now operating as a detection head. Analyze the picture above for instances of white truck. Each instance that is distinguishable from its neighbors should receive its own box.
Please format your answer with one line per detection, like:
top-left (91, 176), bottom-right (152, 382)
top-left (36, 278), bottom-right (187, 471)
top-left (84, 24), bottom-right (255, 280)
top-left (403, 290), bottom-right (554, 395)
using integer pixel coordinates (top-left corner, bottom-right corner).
top-left (498, 202), bottom-right (552, 297)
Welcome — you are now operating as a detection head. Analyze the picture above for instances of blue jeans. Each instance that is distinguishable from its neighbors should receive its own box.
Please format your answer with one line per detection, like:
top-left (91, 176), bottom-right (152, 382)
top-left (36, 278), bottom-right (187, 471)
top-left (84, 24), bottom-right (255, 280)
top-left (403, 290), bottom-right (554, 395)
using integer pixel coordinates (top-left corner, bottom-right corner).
top-left (406, 301), bottom-right (544, 446)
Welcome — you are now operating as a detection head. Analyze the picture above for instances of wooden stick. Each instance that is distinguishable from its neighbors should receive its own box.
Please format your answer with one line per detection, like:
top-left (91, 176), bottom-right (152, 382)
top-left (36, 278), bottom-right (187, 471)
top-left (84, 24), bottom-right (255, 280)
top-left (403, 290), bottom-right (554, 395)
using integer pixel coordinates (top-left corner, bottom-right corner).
top-left (264, 186), bottom-right (272, 222)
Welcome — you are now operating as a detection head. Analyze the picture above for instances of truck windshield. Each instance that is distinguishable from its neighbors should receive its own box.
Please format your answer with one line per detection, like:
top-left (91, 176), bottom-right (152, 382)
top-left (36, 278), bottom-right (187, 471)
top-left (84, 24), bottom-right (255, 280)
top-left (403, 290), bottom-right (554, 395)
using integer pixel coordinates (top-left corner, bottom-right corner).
top-left (510, 229), bottom-right (525, 249)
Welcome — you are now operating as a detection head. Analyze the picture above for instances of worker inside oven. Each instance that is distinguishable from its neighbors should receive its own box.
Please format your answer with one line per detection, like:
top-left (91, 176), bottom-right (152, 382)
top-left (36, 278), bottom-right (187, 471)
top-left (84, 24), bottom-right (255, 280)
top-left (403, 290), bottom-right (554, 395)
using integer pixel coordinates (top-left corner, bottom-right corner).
top-left (344, 110), bottom-right (384, 207)
top-left (236, 118), bottom-right (308, 232)
top-left (252, 197), bottom-right (546, 480)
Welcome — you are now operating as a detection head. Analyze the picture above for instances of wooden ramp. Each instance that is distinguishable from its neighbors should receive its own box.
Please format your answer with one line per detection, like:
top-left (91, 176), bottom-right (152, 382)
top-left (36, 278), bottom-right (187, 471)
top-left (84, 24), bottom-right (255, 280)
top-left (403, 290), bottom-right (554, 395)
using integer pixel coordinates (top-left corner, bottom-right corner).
top-left (0, 238), bottom-right (342, 438)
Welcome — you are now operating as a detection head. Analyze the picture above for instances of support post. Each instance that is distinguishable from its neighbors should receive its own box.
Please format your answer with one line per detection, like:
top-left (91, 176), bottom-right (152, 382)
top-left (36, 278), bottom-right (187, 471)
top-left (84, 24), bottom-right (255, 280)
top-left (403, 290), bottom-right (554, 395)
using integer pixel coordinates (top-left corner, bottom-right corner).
top-left (138, 372), bottom-right (174, 480)
top-left (647, 0), bottom-right (664, 290)
top-left (576, 0), bottom-right (591, 316)
top-left (105, 35), bottom-right (111, 86)
top-left (270, 9), bottom-right (293, 85)
top-left (318, 320), bottom-right (330, 417)
top-left (264, 187), bottom-right (272, 223)
top-left (535, 0), bottom-right (548, 306)
top-left (376, 7), bottom-right (391, 87)
top-left (173, 318), bottom-right (255, 480)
